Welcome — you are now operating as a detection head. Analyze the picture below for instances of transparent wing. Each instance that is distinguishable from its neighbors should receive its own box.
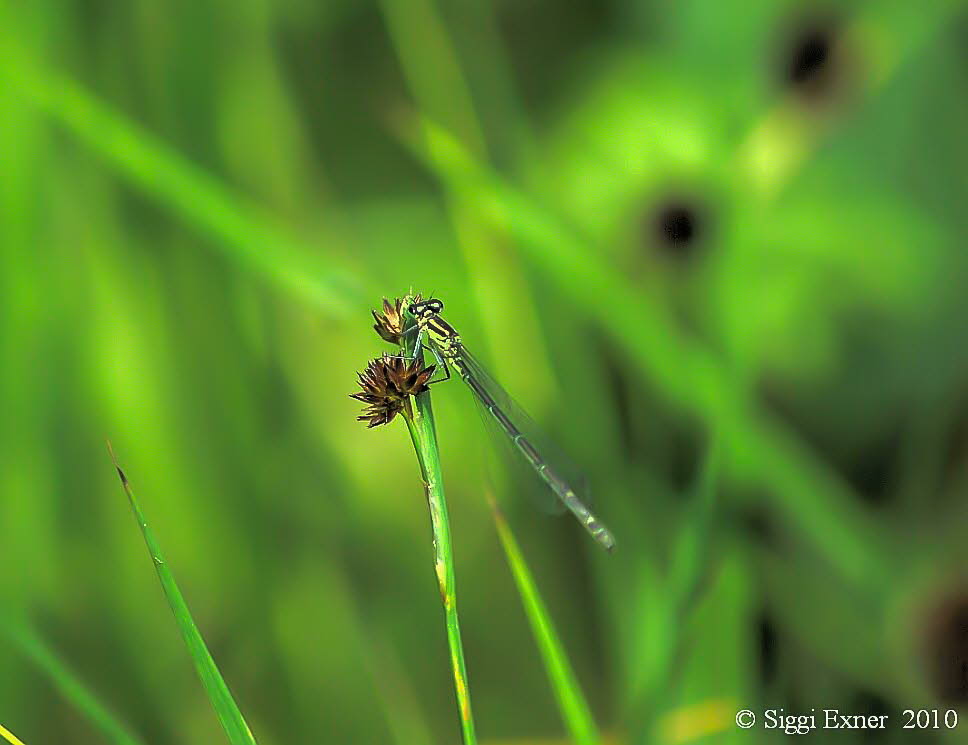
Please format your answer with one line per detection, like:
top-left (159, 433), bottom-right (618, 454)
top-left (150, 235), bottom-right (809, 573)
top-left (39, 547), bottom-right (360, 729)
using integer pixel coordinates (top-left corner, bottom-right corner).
top-left (453, 344), bottom-right (615, 551)
top-left (467, 375), bottom-right (566, 517)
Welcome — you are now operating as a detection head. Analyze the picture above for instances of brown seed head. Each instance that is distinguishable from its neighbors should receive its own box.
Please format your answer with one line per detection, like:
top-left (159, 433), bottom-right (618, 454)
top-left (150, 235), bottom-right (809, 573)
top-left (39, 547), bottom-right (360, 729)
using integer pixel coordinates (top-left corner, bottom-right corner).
top-left (371, 295), bottom-right (421, 345)
top-left (350, 354), bottom-right (436, 427)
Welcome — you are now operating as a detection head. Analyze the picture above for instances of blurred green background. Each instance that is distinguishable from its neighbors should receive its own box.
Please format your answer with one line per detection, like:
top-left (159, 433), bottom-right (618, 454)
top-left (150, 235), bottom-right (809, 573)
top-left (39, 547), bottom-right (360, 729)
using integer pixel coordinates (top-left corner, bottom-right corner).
top-left (1, 0), bottom-right (967, 742)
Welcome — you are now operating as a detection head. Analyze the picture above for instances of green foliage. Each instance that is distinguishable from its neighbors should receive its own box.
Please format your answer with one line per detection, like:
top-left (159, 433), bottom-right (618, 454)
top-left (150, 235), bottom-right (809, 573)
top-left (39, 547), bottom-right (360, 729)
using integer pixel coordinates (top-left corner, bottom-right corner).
top-left (0, 0), bottom-right (966, 742)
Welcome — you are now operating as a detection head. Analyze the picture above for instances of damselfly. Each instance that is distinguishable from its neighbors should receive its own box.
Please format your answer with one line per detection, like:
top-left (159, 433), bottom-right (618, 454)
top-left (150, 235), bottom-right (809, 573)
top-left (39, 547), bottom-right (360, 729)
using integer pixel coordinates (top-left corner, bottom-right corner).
top-left (404, 298), bottom-right (616, 552)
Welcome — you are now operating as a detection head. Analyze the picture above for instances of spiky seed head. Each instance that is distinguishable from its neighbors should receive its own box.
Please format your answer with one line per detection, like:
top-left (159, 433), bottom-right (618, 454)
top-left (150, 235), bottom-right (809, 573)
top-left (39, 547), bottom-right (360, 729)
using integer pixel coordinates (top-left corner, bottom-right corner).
top-left (350, 354), bottom-right (436, 427)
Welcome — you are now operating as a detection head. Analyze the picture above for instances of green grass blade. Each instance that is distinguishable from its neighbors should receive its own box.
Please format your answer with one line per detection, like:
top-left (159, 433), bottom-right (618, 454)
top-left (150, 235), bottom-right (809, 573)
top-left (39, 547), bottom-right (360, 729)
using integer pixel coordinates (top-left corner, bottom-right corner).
top-left (0, 44), bottom-right (365, 318)
top-left (107, 444), bottom-right (258, 745)
top-left (668, 435), bottom-right (722, 617)
top-left (378, 0), bottom-right (485, 156)
top-left (628, 438), bottom-right (725, 736)
top-left (489, 500), bottom-right (600, 745)
top-left (0, 619), bottom-right (147, 745)
top-left (403, 405), bottom-right (478, 745)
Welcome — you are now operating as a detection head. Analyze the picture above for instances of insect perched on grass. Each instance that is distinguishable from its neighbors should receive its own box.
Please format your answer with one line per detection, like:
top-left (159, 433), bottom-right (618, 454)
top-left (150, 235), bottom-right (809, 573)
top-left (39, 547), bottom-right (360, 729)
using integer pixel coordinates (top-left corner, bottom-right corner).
top-left (403, 298), bottom-right (616, 552)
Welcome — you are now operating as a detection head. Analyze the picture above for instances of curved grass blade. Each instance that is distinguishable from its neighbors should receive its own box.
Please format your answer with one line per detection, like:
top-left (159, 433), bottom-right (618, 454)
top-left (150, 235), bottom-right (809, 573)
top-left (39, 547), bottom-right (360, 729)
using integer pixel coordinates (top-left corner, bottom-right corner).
top-left (107, 443), bottom-right (258, 745)
top-left (489, 498), bottom-right (600, 745)
top-left (0, 618), bottom-right (146, 745)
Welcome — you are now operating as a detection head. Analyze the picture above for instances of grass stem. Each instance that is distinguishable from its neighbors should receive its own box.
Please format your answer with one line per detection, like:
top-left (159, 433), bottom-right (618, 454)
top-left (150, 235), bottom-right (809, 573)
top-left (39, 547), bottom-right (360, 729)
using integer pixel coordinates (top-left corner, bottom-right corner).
top-left (403, 395), bottom-right (477, 745)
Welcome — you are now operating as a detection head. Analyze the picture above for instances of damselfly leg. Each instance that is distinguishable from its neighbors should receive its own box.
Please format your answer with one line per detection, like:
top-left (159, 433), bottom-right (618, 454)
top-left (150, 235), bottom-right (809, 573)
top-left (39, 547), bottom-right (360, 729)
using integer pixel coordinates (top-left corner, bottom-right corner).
top-left (386, 329), bottom-right (452, 385)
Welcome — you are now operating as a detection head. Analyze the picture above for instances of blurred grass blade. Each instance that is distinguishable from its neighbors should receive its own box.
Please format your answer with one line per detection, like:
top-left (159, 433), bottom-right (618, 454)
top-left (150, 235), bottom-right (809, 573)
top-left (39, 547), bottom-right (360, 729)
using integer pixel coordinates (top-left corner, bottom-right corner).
top-left (669, 435), bottom-right (722, 616)
top-left (378, 0), bottom-right (485, 156)
top-left (107, 443), bottom-right (258, 745)
top-left (0, 723), bottom-right (27, 745)
top-left (631, 437), bottom-right (725, 731)
top-left (0, 43), bottom-right (365, 318)
top-left (0, 618), bottom-right (146, 745)
top-left (490, 498), bottom-right (600, 745)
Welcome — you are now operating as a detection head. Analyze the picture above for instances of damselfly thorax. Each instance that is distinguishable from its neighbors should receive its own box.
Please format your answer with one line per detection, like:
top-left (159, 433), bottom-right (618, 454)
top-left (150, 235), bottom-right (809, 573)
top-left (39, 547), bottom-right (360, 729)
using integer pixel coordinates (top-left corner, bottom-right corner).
top-left (410, 299), bottom-right (463, 373)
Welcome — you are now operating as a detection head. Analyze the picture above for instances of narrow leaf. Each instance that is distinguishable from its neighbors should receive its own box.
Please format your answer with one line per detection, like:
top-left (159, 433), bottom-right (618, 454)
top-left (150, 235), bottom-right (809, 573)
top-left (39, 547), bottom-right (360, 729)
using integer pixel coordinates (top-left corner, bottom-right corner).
top-left (490, 499), bottom-right (600, 745)
top-left (108, 443), bottom-right (258, 745)
top-left (669, 435), bottom-right (722, 616)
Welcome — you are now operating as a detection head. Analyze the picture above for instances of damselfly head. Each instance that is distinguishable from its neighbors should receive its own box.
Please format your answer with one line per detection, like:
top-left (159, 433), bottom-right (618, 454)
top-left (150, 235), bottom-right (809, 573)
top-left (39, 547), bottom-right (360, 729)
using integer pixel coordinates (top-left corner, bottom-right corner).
top-left (409, 298), bottom-right (443, 319)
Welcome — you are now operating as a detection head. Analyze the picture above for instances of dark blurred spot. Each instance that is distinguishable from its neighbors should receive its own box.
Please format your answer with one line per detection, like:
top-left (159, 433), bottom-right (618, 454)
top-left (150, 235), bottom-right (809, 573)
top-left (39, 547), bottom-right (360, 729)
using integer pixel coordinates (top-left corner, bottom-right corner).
top-left (850, 691), bottom-right (893, 742)
top-left (758, 613), bottom-right (780, 684)
top-left (789, 26), bottom-right (831, 86)
top-left (922, 589), bottom-right (968, 704)
top-left (660, 205), bottom-right (695, 245)
top-left (841, 426), bottom-right (902, 507)
top-left (943, 400), bottom-right (968, 487)
top-left (650, 199), bottom-right (706, 260)
top-left (779, 16), bottom-right (846, 102)
top-left (738, 504), bottom-right (777, 549)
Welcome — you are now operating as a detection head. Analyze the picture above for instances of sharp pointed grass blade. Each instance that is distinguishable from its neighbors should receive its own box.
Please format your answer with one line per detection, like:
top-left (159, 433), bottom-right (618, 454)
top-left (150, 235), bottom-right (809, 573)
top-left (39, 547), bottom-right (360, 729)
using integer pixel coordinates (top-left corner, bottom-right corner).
top-left (490, 498), bottom-right (601, 745)
top-left (0, 618), bottom-right (147, 745)
top-left (108, 444), bottom-right (258, 745)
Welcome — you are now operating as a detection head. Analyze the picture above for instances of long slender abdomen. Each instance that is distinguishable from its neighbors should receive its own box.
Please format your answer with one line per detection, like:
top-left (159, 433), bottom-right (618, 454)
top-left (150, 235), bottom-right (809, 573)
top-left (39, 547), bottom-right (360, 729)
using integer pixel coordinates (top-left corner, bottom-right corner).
top-left (456, 361), bottom-right (616, 551)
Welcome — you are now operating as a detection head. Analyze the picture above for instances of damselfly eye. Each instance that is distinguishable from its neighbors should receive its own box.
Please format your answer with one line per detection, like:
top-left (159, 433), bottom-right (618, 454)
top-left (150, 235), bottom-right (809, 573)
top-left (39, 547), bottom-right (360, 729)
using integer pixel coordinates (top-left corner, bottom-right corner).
top-left (408, 299), bottom-right (442, 318)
